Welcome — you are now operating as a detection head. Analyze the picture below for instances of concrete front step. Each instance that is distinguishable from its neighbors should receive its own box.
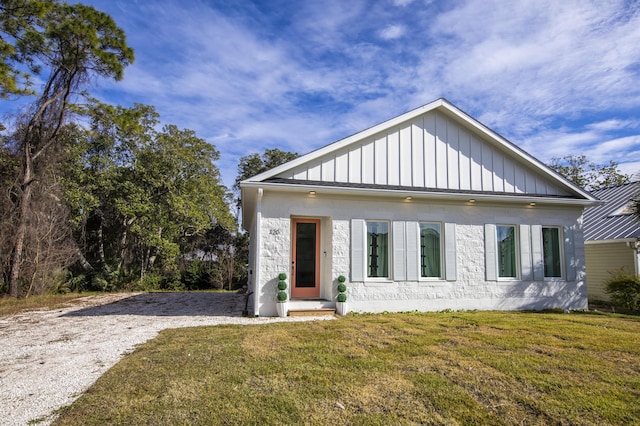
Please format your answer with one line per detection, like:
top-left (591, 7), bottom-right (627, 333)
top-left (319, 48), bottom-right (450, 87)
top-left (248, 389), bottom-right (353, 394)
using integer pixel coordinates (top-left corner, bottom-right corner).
top-left (288, 308), bottom-right (336, 317)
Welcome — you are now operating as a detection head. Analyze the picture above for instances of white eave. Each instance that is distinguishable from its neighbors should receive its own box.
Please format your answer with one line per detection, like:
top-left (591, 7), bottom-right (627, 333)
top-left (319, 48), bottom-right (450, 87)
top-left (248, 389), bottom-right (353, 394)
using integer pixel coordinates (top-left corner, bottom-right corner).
top-left (242, 180), bottom-right (599, 206)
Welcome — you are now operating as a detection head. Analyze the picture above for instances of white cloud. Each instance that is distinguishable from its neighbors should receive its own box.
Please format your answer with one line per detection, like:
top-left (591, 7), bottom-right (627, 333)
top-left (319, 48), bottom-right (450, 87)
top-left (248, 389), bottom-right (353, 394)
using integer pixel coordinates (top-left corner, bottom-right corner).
top-left (619, 161), bottom-right (640, 178)
top-left (587, 119), bottom-right (640, 131)
top-left (379, 25), bottom-right (406, 40)
top-left (411, 0), bottom-right (640, 137)
top-left (392, 0), bottom-right (415, 6)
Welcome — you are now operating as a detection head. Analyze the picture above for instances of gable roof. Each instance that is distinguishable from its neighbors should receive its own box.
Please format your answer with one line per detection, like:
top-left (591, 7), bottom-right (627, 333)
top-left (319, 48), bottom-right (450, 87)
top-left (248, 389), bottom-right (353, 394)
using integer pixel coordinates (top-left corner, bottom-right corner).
top-left (583, 181), bottom-right (640, 241)
top-left (241, 98), bottom-right (599, 229)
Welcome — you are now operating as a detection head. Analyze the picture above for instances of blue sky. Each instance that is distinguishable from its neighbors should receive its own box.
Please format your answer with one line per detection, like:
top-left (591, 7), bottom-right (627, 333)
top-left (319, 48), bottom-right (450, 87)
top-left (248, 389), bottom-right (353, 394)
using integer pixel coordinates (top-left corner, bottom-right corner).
top-left (12, 0), bottom-right (640, 189)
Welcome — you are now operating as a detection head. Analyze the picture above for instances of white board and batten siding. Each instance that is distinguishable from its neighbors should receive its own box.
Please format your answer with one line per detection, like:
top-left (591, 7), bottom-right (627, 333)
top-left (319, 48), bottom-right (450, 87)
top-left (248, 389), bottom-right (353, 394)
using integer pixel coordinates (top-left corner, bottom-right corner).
top-left (278, 110), bottom-right (570, 197)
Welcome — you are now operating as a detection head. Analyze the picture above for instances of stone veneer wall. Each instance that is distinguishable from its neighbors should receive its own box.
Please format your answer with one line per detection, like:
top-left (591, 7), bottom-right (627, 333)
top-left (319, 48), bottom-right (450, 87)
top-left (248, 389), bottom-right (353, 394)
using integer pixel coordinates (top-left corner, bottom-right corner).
top-left (255, 191), bottom-right (587, 316)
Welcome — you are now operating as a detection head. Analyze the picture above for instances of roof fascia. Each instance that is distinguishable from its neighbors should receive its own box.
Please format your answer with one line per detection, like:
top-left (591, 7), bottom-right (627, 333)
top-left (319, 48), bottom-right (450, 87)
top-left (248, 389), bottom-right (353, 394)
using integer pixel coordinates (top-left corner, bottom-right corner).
top-left (585, 238), bottom-right (638, 244)
top-left (242, 181), bottom-right (602, 207)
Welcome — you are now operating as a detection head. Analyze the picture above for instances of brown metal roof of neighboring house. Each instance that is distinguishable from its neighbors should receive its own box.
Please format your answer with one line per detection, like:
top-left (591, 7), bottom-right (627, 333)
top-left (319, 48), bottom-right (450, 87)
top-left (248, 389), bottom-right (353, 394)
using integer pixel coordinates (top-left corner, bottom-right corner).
top-left (583, 181), bottom-right (640, 241)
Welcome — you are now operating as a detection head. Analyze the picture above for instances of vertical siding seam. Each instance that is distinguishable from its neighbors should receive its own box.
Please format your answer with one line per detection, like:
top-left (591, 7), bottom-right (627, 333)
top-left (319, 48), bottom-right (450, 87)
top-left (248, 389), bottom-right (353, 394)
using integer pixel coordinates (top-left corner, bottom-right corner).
top-left (423, 121), bottom-right (428, 187)
top-left (501, 154), bottom-right (505, 192)
top-left (467, 132), bottom-right (472, 190)
top-left (424, 116), bottom-right (429, 188)
top-left (372, 138), bottom-right (376, 185)
top-left (488, 147), bottom-right (494, 191)
top-left (388, 130), bottom-right (394, 186)
top-left (334, 153), bottom-right (337, 181)
top-left (357, 143), bottom-right (361, 184)
top-left (458, 125), bottom-right (463, 190)
top-left (347, 149), bottom-right (351, 184)
top-left (446, 116), bottom-right (450, 189)
top-left (512, 160), bottom-right (517, 193)
top-left (410, 119), bottom-right (414, 187)
top-left (434, 112), bottom-right (438, 189)
top-left (479, 139), bottom-right (484, 191)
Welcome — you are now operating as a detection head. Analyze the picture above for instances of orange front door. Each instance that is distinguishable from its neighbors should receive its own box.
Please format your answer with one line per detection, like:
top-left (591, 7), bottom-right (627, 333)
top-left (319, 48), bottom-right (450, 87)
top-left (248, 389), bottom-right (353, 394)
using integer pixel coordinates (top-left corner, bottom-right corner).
top-left (291, 218), bottom-right (321, 298)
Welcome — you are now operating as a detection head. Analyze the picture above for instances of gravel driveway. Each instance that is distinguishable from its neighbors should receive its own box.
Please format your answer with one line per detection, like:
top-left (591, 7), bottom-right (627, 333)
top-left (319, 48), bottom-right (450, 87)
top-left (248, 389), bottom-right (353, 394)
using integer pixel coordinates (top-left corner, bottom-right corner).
top-left (0, 292), bottom-right (333, 425)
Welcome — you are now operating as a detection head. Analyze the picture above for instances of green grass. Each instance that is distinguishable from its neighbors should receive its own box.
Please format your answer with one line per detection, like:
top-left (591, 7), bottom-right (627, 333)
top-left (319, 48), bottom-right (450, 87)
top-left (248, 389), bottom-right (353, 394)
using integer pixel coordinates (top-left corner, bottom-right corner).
top-left (0, 293), bottom-right (94, 317)
top-left (54, 311), bottom-right (640, 425)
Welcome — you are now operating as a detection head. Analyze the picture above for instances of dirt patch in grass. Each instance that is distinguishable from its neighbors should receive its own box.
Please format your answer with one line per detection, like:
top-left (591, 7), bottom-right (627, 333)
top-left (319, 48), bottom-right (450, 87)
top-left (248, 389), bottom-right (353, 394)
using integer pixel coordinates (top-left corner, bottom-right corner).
top-left (0, 293), bottom-right (98, 317)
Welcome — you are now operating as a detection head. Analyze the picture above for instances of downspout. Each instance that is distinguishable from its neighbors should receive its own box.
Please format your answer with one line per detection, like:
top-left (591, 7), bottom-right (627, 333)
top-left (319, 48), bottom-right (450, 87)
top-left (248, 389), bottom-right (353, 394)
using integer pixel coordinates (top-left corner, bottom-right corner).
top-left (634, 239), bottom-right (640, 278)
top-left (626, 238), bottom-right (640, 277)
top-left (254, 187), bottom-right (263, 317)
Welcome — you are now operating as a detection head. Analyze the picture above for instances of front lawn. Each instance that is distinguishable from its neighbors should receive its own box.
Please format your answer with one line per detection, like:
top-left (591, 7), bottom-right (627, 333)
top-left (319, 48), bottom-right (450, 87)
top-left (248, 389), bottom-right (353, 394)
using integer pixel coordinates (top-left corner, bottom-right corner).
top-left (54, 311), bottom-right (640, 425)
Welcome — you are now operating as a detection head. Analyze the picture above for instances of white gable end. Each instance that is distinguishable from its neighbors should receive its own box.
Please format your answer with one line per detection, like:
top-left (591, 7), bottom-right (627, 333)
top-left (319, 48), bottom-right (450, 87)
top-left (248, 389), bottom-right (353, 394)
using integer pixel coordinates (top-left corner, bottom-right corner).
top-left (276, 109), bottom-right (570, 197)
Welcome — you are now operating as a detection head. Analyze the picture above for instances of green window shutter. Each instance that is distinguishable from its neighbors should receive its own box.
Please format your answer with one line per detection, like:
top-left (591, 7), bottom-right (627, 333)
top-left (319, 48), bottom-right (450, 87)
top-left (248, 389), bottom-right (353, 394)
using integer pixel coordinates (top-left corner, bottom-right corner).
top-left (351, 219), bottom-right (365, 282)
top-left (485, 224), bottom-right (497, 281)
top-left (564, 226), bottom-right (576, 281)
top-left (406, 222), bottom-right (419, 281)
top-left (531, 225), bottom-right (544, 281)
top-left (444, 223), bottom-right (457, 281)
top-left (520, 224), bottom-right (533, 281)
top-left (393, 221), bottom-right (406, 281)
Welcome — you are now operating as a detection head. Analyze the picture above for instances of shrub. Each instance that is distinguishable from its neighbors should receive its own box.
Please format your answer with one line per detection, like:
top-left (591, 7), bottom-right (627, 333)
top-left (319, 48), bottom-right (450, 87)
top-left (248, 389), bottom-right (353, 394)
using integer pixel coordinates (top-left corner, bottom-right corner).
top-left (337, 283), bottom-right (347, 293)
top-left (278, 272), bottom-right (287, 280)
top-left (181, 259), bottom-right (211, 290)
top-left (337, 293), bottom-right (347, 303)
top-left (604, 269), bottom-right (640, 311)
top-left (277, 291), bottom-right (287, 302)
top-left (277, 280), bottom-right (287, 291)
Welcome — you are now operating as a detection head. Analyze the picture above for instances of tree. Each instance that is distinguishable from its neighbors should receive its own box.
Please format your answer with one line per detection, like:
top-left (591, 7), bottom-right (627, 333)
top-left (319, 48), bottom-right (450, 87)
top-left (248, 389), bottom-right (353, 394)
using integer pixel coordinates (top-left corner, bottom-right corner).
top-left (233, 148), bottom-right (299, 208)
top-left (0, 0), bottom-right (51, 98)
top-left (548, 155), bottom-right (630, 191)
top-left (64, 101), bottom-right (235, 288)
top-left (234, 148), bottom-right (299, 187)
top-left (2, 0), bottom-right (133, 297)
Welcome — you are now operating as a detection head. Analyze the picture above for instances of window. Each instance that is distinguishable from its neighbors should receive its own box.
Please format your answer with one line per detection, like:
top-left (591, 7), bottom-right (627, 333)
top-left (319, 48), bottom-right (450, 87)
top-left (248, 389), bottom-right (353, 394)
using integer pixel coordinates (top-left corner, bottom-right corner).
top-left (542, 227), bottom-right (562, 278)
top-left (497, 225), bottom-right (517, 278)
top-left (420, 223), bottom-right (441, 278)
top-left (367, 221), bottom-right (389, 278)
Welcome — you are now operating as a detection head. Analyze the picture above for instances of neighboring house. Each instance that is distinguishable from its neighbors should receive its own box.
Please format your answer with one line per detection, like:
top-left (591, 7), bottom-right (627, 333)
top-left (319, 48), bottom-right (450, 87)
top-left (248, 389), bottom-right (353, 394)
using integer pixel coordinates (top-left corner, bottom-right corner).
top-left (240, 98), bottom-right (600, 316)
top-left (583, 181), bottom-right (640, 301)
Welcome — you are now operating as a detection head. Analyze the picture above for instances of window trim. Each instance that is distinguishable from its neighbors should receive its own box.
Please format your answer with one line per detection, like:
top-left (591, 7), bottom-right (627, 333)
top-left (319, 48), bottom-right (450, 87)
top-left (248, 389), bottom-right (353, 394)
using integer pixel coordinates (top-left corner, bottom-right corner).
top-left (542, 226), bottom-right (565, 280)
top-left (496, 224), bottom-right (520, 280)
top-left (418, 221), bottom-right (444, 280)
top-left (365, 220), bottom-right (391, 280)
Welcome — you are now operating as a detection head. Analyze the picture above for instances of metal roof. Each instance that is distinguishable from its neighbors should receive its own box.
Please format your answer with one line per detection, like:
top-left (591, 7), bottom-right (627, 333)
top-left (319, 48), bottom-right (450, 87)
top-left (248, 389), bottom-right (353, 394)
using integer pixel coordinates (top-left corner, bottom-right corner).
top-left (583, 181), bottom-right (640, 241)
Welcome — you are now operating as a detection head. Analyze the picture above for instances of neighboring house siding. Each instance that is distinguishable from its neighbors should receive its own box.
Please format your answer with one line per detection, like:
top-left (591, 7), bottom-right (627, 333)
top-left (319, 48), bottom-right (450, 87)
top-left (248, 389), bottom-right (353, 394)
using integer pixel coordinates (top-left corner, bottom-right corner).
top-left (585, 243), bottom-right (636, 301)
top-left (279, 111), bottom-right (569, 197)
top-left (582, 182), bottom-right (640, 302)
top-left (254, 191), bottom-right (587, 316)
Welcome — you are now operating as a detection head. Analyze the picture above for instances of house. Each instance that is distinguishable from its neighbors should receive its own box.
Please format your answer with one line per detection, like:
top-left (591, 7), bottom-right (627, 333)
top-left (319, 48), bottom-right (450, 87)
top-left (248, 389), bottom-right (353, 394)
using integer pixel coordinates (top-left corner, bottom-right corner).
top-left (240, 98), bottom-right (600, 316)
top-left (583, 181), bottom-right (640, 301)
